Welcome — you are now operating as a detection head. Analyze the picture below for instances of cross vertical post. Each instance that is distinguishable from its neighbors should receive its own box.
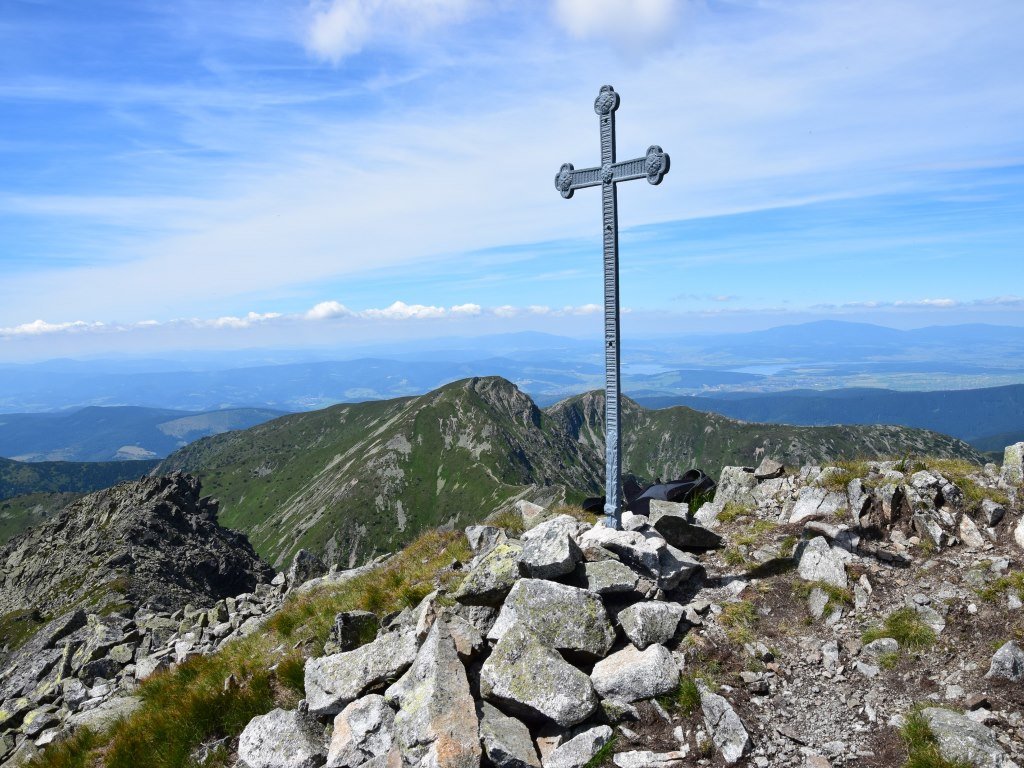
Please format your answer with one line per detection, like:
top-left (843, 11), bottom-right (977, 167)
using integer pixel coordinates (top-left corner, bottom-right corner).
top-left (555, 85), bottom-right (670, 530)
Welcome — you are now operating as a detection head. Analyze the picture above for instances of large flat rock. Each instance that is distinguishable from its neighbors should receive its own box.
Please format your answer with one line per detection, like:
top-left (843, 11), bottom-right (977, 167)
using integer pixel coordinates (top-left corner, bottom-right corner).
top-left (305, 631), bottom-right (418, 717)
top-left (488, 579), bottom-right (615, 659)
top-left (590, 644), bottom-right (679, 702)
top-left (480, 623), bottom-right (597, 728)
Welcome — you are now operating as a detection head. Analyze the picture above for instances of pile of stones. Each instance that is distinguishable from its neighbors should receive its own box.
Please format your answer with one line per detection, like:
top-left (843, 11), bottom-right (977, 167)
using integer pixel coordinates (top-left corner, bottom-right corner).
top-left (234, 499), bottom-right (751, 768)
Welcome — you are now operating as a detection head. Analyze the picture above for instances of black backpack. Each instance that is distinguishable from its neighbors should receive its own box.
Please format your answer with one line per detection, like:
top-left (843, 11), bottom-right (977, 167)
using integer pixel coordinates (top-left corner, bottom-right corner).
top-left (582, 468), bottom-right (716, 517)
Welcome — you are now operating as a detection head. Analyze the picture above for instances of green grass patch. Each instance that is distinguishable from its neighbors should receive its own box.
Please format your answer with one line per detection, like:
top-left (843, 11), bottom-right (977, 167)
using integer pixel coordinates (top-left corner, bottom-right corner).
top-left (722, 547), bottom-right (748, 567)
top-left (275, 654), bottom-right (306, 698)
top-left (863, 608), bottom-right (937, 651)
top-left (27, 528), bottom-right (471, 768)
top-left (548, 503), bottom-right (599, 526)
top-left (486, 509), bottom-right (525, 536)
top-left (818, 460), bottom-right (870, 492)
top-left (977, 570), bottom-right (1024, 602)
top-left (792, 580), bottom-right (854, 616)
top-left (916, 459), bottom-right (1007, 508)
top-left (688, 488), bottom-right (716, 517)
top-left (779, 535), bottom-right (799, 559)
top-left (719, 601), bottom-right (758, 645)
top-left (659, 658), bottom-right (720, 717)
top-left (0, 607), bottom-right (46, 652)
top-left (878, 651), bottom-right (901, 670)
top-left (734, 519), bottom-right (776, 547)
top-left (901, 708), bottom-right (972, 768)
top-left (583, 734), bottom-right (617, 768)
top-left (717, 502), bottom-right (753, 524)
top-left (23, 729), bottom-right (102, 768)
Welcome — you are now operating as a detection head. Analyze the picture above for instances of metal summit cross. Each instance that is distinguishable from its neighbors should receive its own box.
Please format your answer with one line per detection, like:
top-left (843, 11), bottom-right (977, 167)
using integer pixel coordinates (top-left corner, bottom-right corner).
top-left (555, 84), bottom-right (670, 530)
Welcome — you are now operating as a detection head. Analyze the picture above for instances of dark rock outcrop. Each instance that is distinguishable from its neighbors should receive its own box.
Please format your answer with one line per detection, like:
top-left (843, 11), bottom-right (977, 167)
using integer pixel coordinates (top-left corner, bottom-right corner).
top-left (1, 473), bottom-right (273, 623)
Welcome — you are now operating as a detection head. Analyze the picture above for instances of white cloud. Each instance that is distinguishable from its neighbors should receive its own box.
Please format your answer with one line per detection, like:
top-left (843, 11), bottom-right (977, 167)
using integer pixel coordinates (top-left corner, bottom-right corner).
top-left (561, 303), bottom-right (601, 316)
top-left (306, 300), bottom-right (354, 320)
top-left (493, 305), bottom-right (518, 318)
top-left (895, 298), bottom-right (957, 308)
top-left (0, 319), bottom-right (106, 336)
top-left (202, 312), bottom-right (282, 329)
top-left (360, 300), bottom-right (448, 320)
top-left (552, 0), bottom-right (681, 52)
top-left (450, 303), bottom-right (482, 315)
top-left (305, 0), bottom-right (373, 63)
top-left (305, 0), bottom-right (472, 64)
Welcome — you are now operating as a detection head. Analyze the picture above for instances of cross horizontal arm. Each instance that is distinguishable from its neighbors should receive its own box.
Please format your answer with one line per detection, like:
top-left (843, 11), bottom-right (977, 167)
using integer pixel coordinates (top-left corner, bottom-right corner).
top-left (554, 145), bottom-right (670, 199)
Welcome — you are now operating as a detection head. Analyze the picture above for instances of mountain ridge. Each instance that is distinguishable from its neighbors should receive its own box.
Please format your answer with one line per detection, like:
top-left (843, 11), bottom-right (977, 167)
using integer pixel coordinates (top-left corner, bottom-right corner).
top-left (156, 376), bottom-right (984, 568)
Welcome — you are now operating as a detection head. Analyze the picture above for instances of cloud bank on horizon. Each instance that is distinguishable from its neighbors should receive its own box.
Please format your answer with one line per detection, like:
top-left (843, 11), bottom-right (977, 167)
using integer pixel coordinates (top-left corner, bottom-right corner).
top-left (1, 0), bottom-right (1023, 360)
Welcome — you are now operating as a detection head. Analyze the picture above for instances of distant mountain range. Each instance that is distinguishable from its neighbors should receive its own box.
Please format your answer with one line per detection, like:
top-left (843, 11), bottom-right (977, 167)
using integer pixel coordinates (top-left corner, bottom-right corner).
top-left (635, 383), bottom-right (1024, 452)
top-left (2, 322), bottom-right (1023, 414)
top-left (0, 406), bottom-right (286, 461)
top-left (154, 376), bottom-right (983, 568)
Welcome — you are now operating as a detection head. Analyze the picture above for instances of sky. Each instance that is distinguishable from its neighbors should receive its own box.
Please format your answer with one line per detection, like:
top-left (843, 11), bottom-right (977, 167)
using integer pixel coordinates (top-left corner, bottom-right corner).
top-left (1, 0), bottom-right (1023, 361)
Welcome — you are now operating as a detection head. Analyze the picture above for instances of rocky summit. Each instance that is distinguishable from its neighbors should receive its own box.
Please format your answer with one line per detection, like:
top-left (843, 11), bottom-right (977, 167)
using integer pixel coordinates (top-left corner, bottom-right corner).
top-left (1, 473), bottom-right (273, 623)
top-left (3, 444), bottom-right (1024, 768)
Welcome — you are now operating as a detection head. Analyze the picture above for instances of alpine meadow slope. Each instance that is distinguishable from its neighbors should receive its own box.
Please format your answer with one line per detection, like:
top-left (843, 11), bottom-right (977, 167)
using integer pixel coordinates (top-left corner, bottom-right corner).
top-left (156, 377), bottom-right (984, 568)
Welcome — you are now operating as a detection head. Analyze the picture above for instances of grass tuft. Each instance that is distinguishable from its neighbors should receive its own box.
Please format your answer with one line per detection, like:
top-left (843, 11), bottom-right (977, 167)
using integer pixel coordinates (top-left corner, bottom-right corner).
top-left (688, 489), bottom-right (716, 517)
top-left (23, 729), bottom-right (101, 768)
top-left (717, 502), bottom-right (753, 524)
top-left (275, 654), bottom-right (306, 698)
top-left (548, 503), bottom-right (599, 526)
top-left (722, 547), bottom-right (748, 567)
top-left (583, 734), bottom-right (617, 768)
top-left (779, 535), bottom-right (799, 559)
top-left (719, 601), bottom-right (758, 645)
top-left (486, 509), bottom-right (525, 536)
top-left (734, 520), bottom-right (776, 547)
top-left (863, 608), bottom-right (937, 651)
top-left (0, 608), bottom-right (46, 653)
top-left (792, 580), bottom-right (854, 616)
top-left (977, 571), bottom-right (1024, 603)
top-left (819, 461), bottom-right (870, 492)
top-left (878, 651), bottom-right (901, 670)
top-left (659, 652), bottom-right (720, 717)
top-left (901, 708), bottom-right (973, 768)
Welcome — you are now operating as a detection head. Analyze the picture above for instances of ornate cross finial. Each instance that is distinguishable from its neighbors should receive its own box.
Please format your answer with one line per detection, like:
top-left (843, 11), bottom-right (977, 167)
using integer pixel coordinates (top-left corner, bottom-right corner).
top-left (554, 86), bottom-right (670, 530)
